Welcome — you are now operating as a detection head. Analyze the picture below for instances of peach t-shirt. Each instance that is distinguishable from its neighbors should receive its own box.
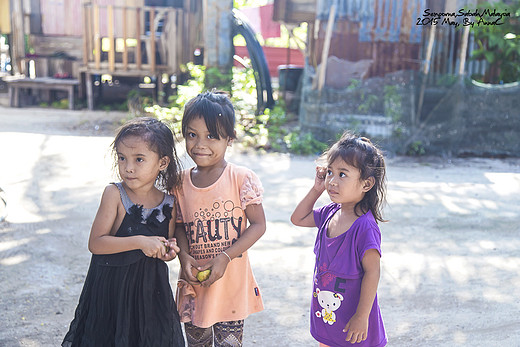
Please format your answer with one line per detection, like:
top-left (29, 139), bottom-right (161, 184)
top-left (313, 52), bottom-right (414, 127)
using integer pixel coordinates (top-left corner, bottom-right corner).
top-left (175, 163), bottom-right (264, 328)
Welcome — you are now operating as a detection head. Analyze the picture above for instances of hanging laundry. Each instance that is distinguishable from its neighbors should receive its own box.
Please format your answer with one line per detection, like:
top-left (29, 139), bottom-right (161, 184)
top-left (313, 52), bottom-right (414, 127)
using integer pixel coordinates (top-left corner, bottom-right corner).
top-left (240, 4), bottom-right (281, 39)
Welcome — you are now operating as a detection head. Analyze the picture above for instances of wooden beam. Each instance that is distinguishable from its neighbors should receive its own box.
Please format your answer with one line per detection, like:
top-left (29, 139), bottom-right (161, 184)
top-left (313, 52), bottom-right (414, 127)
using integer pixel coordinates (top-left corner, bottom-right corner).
top-left (123, 7), bottom-right (128, 70)
top-left (416, 25), bottom-right (436, 126)
top-left (422, 25), bottom-right (436, 75)
top-left (136, 7), bottom-right (142, 70)
top-left (82, 5), bottom-right (88, 65)
top-left (108, 5), bottom-right (115, 72)
top-left (94, 4), bottom-right (100, 70)
top-left (318, 5), bottom-right (336, 92)
top-left (82, 62), bottom-right (172, 76)
top-left (458, 25), bottom-right (470, 76)
top-left (87, 4), bottom-right (93, 63)
top-left (10, 0), bottom-right (25, 74)
top-left (150, 8), bottom-right (156, 74)
top-left (170, 9), bottom-right (178, 72)
top-left (86, 72), bottom-right (94, 110)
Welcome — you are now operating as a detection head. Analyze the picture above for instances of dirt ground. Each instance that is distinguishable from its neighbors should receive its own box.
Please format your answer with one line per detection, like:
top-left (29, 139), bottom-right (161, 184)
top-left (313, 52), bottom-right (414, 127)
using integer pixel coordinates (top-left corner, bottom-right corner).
top-left (0, 106), bottom-right (519, 347)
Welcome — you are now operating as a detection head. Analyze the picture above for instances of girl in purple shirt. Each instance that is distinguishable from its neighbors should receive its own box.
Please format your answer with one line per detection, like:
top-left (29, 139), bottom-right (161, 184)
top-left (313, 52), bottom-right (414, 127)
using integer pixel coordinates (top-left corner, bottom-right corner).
top-left (291, 132), bottom-right (387, 347)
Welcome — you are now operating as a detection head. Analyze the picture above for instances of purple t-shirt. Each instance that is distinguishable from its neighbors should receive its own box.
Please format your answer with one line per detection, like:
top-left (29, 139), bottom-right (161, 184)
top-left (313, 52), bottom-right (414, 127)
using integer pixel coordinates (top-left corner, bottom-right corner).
top-left (311, 203), bottom-right (387, 347)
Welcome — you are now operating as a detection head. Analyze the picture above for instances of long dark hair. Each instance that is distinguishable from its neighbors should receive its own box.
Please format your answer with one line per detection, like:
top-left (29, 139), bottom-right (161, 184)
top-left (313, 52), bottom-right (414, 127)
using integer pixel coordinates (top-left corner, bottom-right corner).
top-left (112, 117), bottom-right (182, 191)
top-left (325, 131), bottom-right (387, 223)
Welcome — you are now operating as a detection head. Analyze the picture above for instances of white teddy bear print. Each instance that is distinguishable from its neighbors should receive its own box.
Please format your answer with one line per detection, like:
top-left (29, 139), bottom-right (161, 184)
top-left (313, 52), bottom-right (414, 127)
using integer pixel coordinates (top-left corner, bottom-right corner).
top-left (314, 288), bottom-right (344, 325)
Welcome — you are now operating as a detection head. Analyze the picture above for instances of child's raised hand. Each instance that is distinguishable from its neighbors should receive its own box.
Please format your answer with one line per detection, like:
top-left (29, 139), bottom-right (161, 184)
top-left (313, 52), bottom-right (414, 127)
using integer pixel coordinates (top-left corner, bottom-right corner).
top-left (314, 166), bottom-right (327, 192)
top-left (343, 313), bottom-right (369, 344)
top-left (158, 238), bottom-right (181, 261)
top-left (140, 236), bottom-right (168, 258)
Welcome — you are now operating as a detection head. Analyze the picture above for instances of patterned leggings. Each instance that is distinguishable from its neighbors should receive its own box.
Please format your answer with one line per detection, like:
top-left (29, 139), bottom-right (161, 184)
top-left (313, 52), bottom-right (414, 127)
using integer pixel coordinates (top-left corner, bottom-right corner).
top-left (184, 320), bottom-right (244, 347)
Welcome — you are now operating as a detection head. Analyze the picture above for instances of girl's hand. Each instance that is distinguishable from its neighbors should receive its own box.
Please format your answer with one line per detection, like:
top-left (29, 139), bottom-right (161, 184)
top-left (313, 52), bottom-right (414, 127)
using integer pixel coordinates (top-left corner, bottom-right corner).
top-left (343, 313), bottom-right (369, 344)
top-left (178, 251), bottom-right (201, 285)
top-left (197, 253), bottom-right (230, 288)
top-left (314, 166), bottom-right (327, 192)
top-left (140, 236), bottom-right (168, 258)
top-left (158, 238), bottom-right (181, 261)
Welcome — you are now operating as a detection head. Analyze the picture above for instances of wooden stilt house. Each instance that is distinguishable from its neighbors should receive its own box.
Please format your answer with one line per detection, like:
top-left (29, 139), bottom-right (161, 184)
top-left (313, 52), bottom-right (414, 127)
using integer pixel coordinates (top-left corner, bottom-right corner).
top-left (81, 1), bottom-right (201, 109)
top-left (3, 0), bottom-right (201, 110)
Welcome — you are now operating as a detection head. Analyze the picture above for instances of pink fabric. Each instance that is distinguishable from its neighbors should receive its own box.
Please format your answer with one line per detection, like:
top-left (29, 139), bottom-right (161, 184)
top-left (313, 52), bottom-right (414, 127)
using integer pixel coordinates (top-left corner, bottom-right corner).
top-left (240, 4), bottom-right (280, 39)
top-left (240, 171), bottom-right (264, 209)
top-left (176, 280), bottom-right (196, 323)
top-left (259, 4), bottom-right (280, 39)
top-left (240, 7), bottom-right (261, 34)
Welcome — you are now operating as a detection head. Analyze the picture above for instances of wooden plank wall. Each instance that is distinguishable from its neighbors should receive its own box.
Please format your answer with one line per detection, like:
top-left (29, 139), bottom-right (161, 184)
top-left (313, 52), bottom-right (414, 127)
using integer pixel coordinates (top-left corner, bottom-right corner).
top-left (39, 0), bottom-right (144, 37)
top-left (40, 0), bottom-right (83, 36)
top-left (83, 2), bottom-right (188, 76)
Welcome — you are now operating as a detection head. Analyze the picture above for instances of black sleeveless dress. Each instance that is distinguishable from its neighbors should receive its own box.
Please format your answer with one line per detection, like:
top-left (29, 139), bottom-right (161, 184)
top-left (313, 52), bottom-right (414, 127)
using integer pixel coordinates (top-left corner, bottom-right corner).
top-left (62, 183), bottom-right (185, 347)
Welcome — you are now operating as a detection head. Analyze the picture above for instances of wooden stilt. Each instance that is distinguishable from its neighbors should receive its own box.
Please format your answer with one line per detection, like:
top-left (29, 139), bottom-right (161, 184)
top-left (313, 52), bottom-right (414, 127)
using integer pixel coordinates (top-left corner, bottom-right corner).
top-left (136, 8), bottom-right (142, 70)
top-left (416, 25), bottom-right (436, 126)
top-left (123, 7), bottom-right (128, 70)
top-left (317, 5), bottom-right (336, 92)
top-left (94, 4), bottom-right (101, 70)
top-left (108, 5), bottom-right (115, 73)
top-left (150, 9), bottom-right (156, 74)
top-left (86, 73), bottom-right (94, 110)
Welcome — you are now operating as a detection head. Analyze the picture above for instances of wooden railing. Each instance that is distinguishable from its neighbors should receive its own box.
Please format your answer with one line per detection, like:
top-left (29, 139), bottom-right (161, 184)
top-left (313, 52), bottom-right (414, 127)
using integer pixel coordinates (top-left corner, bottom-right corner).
top-left (82, 3), bottom-right (183, 76)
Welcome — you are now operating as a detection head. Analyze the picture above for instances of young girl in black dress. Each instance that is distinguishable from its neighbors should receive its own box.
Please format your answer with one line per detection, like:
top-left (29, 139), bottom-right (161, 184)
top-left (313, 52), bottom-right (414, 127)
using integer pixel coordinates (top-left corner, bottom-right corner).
top-left (62, 117), bottom-right (185, 346)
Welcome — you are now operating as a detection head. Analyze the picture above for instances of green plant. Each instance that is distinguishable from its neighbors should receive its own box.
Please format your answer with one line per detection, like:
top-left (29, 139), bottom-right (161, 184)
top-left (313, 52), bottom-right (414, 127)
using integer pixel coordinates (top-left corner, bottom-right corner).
top-left (25, 34), bottom-right (35, 55)
top-left (283, 132), bottom-right (328, 155)
top-left (406, 141), bottom-right (426, 156)
top-left (347, 79), bottom-right (361, 91)
top-left (205, 67), bottom-right (232, 92)
top-left (435, 74), bottom-right (458, 87)
top-left (357, 94), bottom-right (379, 114)
top-left (140, 63), bottom-right (205, 136)
top-left (470, 0), bottom-right (520, 83)
top-left (143, 60), bottom-right (325, 155)
top-left (383, 85), bottom-right (401, 122)
top-left (51, 98), bottom-right (69, 109)
top-left (231, 62), bottom-right (258, 129)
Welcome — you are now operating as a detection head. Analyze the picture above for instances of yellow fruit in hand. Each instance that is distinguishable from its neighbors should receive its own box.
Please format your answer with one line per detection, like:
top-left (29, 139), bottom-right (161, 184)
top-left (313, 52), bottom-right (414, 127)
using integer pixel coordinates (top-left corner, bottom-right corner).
top-left (196, 269), bottom-right (211, 282)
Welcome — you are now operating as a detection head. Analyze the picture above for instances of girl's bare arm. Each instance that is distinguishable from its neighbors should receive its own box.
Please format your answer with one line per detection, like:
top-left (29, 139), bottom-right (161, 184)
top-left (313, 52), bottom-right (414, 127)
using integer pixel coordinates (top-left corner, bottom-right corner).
top-left (343, 249), bottom-right (381, 343)
top-left (174, 223), bottom-right (200, 284)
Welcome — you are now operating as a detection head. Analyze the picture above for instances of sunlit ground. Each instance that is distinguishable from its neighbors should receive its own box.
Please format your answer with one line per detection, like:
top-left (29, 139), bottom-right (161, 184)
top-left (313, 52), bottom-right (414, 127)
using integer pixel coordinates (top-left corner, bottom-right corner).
top-left (0, 109), bottom-right (519, 346)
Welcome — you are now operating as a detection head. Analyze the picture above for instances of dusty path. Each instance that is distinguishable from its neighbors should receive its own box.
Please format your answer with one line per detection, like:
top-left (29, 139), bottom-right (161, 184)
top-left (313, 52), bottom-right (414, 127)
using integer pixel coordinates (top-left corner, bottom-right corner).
top-left (0, 107), bottom-right (519, 346)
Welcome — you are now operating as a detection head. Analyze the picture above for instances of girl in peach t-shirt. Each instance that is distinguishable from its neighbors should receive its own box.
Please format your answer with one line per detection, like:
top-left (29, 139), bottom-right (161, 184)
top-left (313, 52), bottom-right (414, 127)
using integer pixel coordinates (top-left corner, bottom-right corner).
top-left (174, 91), bottom-right (266, 346)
